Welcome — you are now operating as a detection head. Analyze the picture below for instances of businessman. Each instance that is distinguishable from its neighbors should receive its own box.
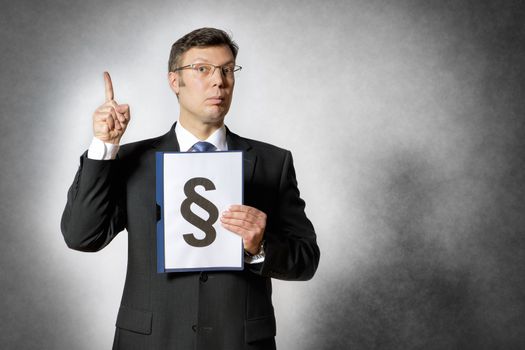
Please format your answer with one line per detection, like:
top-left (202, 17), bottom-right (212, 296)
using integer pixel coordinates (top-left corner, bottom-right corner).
top-left (61, 27), bottom-right (320, 350)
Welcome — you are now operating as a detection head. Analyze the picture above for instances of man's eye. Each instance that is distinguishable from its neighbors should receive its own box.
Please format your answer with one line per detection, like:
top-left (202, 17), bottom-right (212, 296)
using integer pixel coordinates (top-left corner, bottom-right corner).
top-left (222, 66), bottom-right (234, 74)
top-left (196, 65), bottom-right (211, 73)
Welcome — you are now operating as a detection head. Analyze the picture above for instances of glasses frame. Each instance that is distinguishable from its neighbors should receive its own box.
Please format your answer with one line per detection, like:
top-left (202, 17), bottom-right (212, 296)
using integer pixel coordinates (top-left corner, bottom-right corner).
top-left (173, 63), bottom-right (242, 79)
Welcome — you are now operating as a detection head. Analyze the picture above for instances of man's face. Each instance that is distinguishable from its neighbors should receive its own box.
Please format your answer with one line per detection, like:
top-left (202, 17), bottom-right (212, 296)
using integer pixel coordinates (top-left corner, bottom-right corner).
top-left (169, 45), bottom-right (236, 129)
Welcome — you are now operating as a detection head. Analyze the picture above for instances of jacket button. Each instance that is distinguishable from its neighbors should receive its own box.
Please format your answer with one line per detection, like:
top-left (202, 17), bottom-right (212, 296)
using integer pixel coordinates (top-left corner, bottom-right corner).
top-left (200, 272), bottom-right (208, 282)
top-left (192, 325), bottom-right (198, 332)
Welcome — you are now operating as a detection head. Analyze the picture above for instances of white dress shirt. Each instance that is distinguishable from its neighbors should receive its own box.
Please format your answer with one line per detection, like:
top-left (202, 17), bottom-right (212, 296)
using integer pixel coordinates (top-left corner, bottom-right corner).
top-left (87, 137), bottom-right (120, 160)
top-left (174, 122), bottom-right (228, 152)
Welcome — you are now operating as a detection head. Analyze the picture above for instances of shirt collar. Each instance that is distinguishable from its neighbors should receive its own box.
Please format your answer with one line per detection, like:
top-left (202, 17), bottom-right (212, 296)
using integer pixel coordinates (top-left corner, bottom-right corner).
top-left (175, 122), bottom-right (228, 152)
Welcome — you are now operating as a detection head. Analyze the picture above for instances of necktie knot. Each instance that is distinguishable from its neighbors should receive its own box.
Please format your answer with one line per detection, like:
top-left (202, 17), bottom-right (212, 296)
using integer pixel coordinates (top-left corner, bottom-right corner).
top-left (190, 141), bottom-right (217, 152)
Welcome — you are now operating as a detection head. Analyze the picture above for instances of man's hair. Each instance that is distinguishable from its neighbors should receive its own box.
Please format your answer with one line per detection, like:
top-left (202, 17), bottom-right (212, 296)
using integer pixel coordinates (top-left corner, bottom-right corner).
top-left (168, 27), bottom-right (239, 72)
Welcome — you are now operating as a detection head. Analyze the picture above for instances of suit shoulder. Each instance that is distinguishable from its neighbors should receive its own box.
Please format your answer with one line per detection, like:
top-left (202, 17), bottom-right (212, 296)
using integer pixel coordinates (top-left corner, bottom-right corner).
top-left (118, 134), bottom-right (163, 158)
top-left (237, 135), bottom-right (290, 156)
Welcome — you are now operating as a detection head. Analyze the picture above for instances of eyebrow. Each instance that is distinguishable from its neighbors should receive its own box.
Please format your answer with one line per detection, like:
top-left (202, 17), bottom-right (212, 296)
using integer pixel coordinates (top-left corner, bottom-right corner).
top-left (190, 57), bottom-right (235, 65)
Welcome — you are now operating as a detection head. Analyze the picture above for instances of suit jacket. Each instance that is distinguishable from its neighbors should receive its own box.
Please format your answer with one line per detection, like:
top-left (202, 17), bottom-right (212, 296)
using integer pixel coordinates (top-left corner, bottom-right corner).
top-left (61, 123), bottom-right (320, 350)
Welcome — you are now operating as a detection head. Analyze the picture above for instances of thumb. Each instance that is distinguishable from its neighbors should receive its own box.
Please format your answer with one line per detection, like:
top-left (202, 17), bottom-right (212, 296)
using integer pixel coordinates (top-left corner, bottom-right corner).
top-left (116, 104), bottom-right (129, 113)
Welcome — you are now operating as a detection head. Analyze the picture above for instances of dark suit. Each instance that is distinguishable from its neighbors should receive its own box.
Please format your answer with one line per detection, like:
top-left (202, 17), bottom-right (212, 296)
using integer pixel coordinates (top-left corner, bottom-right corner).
top-left (61, 123), bottom-right (320, 350)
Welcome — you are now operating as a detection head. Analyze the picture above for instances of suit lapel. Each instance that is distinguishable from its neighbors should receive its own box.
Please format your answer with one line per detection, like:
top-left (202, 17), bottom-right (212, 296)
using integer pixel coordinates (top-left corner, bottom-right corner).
top-left (151, 123), bottom-right (181, 152)
top-left (226, 127), bottom-right (257, 186)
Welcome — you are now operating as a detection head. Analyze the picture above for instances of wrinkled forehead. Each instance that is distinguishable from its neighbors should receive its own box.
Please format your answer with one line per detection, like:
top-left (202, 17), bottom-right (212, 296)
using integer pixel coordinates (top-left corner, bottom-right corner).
top-left (180, 45), bottom-right (235, 65)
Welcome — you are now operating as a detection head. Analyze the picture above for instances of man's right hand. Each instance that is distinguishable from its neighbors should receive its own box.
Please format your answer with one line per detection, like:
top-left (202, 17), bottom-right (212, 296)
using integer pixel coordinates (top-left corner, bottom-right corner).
top-left (93, 72), bottom-right (130, 144)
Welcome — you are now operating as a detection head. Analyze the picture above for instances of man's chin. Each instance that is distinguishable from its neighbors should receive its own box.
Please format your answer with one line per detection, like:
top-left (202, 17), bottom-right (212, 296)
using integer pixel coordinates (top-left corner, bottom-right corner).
top-left (203, 108), bottom-right (228, 123)
top-left (201, 114), bottom-right (226, 127)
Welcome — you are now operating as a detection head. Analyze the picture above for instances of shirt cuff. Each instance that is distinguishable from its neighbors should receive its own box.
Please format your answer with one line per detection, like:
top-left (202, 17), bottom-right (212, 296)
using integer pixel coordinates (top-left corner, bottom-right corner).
top-left (87, 137), bottom-right (120, 160)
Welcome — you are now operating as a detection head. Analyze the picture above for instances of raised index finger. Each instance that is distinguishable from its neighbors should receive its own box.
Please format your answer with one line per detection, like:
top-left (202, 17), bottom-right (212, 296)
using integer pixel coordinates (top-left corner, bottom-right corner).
top-left (104, 71), bottom-right (114, 101)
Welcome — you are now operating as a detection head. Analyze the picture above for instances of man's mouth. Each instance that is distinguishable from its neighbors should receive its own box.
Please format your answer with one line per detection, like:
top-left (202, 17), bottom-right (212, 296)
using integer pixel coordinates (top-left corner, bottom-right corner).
top-left (206, 96), bottom-right (224, 104)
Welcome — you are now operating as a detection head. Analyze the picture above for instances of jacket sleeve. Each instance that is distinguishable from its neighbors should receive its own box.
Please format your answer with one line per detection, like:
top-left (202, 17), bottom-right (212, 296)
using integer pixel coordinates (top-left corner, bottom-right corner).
top-left (60, 153), bottom-right (126, 252)
top-left (249, 151), bottom-right (320, 281)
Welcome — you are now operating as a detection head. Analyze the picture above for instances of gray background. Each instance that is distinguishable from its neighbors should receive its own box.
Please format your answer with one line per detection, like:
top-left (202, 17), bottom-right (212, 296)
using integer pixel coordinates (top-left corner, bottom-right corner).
top-left (2, 0), bottom-right (525, 349)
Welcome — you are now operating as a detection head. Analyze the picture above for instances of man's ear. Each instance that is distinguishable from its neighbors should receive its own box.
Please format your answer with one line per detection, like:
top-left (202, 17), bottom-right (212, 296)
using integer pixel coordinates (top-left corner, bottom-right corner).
top-left (168, 72), bottom-right (180, 96)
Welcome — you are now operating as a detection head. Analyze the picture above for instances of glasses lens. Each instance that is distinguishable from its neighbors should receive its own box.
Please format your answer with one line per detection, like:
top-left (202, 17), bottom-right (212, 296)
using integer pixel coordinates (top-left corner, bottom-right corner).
top-left (194, 64), bottom-right (213, 76)
top-left (190, 64), bottom-right (240, 78)
top-left (220, 65), bottom-right (235, 76)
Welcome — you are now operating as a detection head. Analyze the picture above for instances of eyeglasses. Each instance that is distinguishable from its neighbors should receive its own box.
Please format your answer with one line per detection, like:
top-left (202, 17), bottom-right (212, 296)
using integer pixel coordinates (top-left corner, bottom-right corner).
top-left (173, 63), bottom-right (242, 79)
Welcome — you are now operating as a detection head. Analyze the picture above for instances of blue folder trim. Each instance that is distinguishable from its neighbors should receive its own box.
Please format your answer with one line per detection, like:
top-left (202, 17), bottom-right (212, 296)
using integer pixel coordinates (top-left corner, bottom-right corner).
top-left (155, 150), bottom-right (245, 273)
top-left (156, 152), bottom-right (165, 273)
top-left (240, 150), bottom-right (245, 271)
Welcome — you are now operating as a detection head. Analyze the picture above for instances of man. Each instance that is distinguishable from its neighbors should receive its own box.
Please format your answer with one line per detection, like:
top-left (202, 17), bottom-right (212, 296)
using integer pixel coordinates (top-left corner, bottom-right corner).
top-left (61, 27), bottom-right (319, 350)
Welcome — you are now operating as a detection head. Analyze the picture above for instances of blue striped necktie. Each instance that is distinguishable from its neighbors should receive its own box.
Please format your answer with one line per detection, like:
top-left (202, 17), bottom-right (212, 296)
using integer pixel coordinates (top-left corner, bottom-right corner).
top-left (190, 141), bottom-right (217, 152)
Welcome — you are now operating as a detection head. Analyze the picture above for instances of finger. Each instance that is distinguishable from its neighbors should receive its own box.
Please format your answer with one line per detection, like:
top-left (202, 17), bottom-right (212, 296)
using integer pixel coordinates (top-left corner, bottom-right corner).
top-left (115, 104), bottom-right (129, 114)
top-left (106, 109), bottom-right (116, 130)
top-left (93, 122), bottom-right (109, 135)
top-left (104, 99), bottom-right (120, 108)
top-left (228, 205), bottom-right (266, 218)
top-left (104, 71), bottom-right (114, 102)
top-left (116, 112), bottom-right (125, 124)
top-left (102, 106), bottom-right (123, 130)
top-left (221, 216), bottom-right (254, 228)
top-left (223, 206), bottom-right (266, 224)
top-left (220, 218), bottom-right (264, 241)
top-left (93, 110), bottom-right (115, 125)
top-left (116, 104), bottom-right (130, 122)
top-left (103, 103), bottom-right (128, 123)
top-left (112, 109), bottom-right (124, 130)
top-left (110, 107), bottom-right (124, 128)
top-left (221, 212), bottom-right (266, 230)
top-left (95, 104), bottom-right (118, 115)
top-left (221, 222), bottom-right (249, 237)
top-left (93, 110), bottom-right (109, 122)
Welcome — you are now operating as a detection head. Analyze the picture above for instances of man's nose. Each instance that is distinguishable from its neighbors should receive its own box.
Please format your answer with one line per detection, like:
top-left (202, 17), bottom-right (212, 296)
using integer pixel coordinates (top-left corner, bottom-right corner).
top-left (210, 67), bottom-right (225, 86)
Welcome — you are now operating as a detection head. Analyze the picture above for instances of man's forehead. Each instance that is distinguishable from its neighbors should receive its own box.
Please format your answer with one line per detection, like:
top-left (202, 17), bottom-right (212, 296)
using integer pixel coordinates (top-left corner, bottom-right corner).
top-left (181, 45), bottom-right (234, 63)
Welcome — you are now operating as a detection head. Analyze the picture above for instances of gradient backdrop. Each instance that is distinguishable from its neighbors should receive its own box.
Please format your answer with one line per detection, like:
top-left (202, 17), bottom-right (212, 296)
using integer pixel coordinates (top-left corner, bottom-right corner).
top-left (1, 0), bottom-right (525, 349)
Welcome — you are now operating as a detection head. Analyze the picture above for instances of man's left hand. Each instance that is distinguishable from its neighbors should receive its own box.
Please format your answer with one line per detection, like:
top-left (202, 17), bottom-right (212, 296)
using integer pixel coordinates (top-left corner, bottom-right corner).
top-left (221, 205), bottom-right (266, 255)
